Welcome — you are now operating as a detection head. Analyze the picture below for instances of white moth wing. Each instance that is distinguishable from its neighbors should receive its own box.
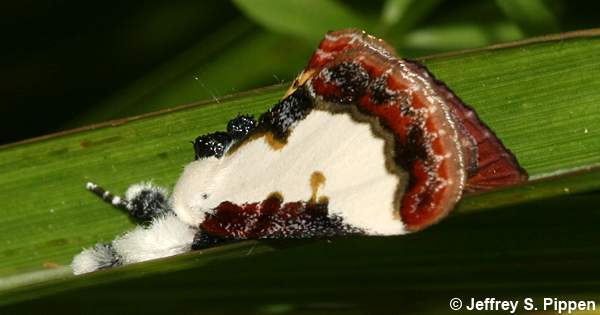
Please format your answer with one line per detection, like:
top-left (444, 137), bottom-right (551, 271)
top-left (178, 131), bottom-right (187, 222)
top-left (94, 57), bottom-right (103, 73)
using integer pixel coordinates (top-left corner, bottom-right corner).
top-left (171, 108), bottom-right (408, 235)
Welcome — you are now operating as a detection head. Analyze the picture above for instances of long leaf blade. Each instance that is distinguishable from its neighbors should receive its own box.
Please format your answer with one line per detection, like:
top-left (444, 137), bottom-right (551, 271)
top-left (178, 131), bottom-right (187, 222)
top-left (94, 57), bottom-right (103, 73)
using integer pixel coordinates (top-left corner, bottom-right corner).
top-left (1, 30), bottom-right (600, 311)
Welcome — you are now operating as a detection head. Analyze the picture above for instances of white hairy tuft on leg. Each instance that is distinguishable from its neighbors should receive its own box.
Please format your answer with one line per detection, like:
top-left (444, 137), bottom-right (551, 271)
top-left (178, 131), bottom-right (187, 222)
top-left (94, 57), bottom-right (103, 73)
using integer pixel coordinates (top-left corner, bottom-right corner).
top-left (71, 244), bottom-right (116, 275)
top-left (112, 212), bottom-right (197, 265)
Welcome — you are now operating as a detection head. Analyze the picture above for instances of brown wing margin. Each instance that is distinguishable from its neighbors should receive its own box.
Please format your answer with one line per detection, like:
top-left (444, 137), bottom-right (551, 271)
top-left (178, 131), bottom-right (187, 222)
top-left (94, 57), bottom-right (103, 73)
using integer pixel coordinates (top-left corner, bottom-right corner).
top-left (405, 60), bottom-right (528, 192)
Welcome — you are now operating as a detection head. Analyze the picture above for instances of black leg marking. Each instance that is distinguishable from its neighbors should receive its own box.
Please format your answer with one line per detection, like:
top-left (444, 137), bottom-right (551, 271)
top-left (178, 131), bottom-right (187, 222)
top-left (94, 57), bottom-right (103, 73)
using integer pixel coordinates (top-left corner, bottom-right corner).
top-left (94, 243), bottom-right (123, 270)
top-left (86, 182), bottom-right (131, 211)
top-left (260, 86), bottom-right (314, 139)
top-left (86, 181), bottom-right (171, 223)
top-left (191, 229), bottom-right (233, 250)
top-left (128, 188), bottom-right (170, 221)
top-left (193, 88), bottom-right (312, 158)
top-left (227, 114), bottom-right (257, 140)
top-left (193, 131), bottom-right (232, 159)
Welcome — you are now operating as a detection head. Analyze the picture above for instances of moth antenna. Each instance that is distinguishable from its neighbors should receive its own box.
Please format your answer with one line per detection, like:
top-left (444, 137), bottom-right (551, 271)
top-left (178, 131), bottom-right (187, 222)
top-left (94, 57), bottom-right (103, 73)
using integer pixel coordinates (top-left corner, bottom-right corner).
top-left (85, 181), bottom-right (131, 211)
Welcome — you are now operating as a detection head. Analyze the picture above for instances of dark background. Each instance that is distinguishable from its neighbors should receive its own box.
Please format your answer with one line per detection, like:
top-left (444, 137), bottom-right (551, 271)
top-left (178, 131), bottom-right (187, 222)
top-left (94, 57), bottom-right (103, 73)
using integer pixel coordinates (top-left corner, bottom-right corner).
top-left (1, 0), bottom-right (598, 145)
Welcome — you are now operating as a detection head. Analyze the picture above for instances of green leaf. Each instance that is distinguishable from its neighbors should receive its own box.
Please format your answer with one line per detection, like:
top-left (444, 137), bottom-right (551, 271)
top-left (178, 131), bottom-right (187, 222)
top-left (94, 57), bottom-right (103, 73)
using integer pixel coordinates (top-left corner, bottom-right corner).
top-left (401, 22), bottom-right (523, 53)
top-left (381, 0), bottom-right (414, 27)
top-left (495, 0), bottom-right (559, 36)
top-left (381, 0), bottom-right (442, 35)
top-left (2, 30), bottom-right (600, 312)
top-left (232, 0), bottom-right (368, 43)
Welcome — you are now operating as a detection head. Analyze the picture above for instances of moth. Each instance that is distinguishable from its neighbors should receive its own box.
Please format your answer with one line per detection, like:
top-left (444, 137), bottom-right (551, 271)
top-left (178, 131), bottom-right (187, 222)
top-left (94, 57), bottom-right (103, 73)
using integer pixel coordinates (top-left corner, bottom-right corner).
top-left (72, 29), bottom-right (527, 275)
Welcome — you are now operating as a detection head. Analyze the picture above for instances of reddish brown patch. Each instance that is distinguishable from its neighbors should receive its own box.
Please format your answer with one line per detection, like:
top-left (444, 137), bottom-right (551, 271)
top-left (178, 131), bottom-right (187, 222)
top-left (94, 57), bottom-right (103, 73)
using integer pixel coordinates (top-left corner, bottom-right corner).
top-left (403, 60), bottom-right (528, 191)
top-left (200, 196), bottom-right (359, 239)
top-left (303, 29), bottom-right (527, 231)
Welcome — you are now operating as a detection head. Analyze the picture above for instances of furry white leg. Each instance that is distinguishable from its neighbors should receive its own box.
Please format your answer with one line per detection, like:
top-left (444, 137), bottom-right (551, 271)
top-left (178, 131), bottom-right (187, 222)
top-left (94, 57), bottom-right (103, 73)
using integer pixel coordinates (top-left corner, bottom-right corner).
top-left (72, 243), bottom-right (118, 275)
top-left (72, 212), bottom-right (197, 275)
top-left (113, 212), bottom-right (197, 265)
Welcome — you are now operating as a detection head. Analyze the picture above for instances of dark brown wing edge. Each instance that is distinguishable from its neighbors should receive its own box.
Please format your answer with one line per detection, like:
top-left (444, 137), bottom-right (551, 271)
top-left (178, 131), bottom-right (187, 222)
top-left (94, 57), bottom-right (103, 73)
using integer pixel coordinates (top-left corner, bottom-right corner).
top-left (405, 60), bottom-right (528, 192)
